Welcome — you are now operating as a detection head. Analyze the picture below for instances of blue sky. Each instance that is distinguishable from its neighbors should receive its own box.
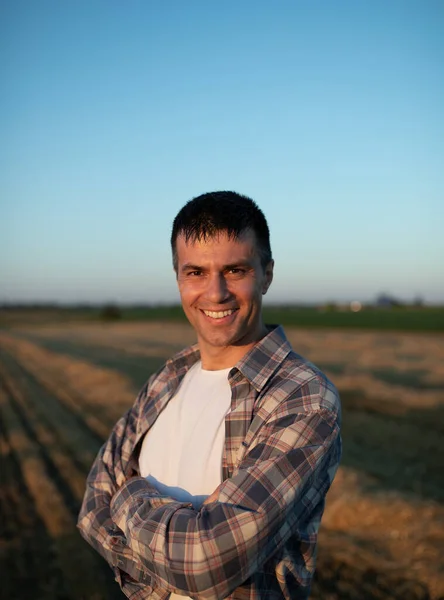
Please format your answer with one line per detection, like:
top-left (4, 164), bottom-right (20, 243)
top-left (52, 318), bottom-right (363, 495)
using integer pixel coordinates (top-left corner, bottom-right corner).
top-left (1, 0), bottom-right (443, 305)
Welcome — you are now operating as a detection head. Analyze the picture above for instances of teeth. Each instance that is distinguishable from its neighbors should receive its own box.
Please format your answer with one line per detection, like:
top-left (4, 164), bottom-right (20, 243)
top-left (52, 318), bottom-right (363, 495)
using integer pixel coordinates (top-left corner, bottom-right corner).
top-left (203, 309), bottom-right (235, 319)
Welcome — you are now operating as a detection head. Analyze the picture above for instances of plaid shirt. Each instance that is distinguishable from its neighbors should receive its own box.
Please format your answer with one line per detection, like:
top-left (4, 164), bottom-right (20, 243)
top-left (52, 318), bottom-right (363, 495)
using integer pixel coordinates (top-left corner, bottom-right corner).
top-left (78, 325), bottom-right (341, 600)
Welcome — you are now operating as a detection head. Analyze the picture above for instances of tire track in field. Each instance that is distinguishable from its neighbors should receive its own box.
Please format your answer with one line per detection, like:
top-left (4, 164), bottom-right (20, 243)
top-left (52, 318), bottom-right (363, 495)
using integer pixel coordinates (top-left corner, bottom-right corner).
top-left (12, 332), bottom-right (167, 391)
top-left (0, 332), bottom-right (136, 429)
top-left (0, 386), bottom-right (110, 599)
top-left (0, 413), bottom-right (67, 600)
top-left (0, 353), bottom-right (122, 599)
top-left (0, 339), bottom-right (115, 441)
top-left (0, 350), bottom-right (100, 506)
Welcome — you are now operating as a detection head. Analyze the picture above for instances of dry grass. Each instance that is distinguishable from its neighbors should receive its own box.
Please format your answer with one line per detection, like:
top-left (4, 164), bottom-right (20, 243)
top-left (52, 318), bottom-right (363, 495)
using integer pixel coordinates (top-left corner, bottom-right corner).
top-left (0, 379), bottom-right (115, 599)
top-left (1, 321), bottom-right (443, 599)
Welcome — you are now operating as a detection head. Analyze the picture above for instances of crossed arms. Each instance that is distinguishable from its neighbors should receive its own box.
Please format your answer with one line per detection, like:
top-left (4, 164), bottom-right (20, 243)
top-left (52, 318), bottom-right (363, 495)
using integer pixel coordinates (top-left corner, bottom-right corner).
top-left (77, 378), bottom-right (341, 599)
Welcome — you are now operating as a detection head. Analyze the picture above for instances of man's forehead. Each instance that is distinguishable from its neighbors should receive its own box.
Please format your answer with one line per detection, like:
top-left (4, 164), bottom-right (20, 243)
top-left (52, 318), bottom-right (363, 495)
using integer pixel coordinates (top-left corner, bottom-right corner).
top-left (177, 228), bottom-right (257, 248)
top-left (176, 229), bottom-right (258, 261)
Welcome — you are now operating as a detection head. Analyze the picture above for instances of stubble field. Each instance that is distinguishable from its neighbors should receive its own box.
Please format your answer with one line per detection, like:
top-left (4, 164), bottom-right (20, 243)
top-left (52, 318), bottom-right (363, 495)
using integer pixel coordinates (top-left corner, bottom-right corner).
top-left (0, 320), bottom-right (443, 600)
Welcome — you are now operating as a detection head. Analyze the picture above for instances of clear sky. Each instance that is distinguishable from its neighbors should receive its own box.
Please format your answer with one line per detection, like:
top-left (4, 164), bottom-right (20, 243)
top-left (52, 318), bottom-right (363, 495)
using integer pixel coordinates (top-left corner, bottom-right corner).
top-left (1, 0), bottom-right (443, 305)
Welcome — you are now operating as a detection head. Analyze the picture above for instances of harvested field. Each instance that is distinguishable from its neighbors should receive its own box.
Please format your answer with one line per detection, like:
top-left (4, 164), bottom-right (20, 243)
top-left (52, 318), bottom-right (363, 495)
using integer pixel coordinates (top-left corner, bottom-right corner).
top-left (1, 321), bottom-right (443, 600)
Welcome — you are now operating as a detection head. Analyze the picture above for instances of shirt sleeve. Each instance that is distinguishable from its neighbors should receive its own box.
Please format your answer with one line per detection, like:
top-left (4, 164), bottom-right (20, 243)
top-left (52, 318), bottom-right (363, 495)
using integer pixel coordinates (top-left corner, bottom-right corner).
top-left (109, 391), bottom-right (341, 600)
top-left (77, 378), bottom-right (157, 595)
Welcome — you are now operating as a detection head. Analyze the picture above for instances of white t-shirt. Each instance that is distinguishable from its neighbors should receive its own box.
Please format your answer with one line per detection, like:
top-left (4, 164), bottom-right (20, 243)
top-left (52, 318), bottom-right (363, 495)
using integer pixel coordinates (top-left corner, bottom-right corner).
top-left (138, 361), bottom-right (232, 599)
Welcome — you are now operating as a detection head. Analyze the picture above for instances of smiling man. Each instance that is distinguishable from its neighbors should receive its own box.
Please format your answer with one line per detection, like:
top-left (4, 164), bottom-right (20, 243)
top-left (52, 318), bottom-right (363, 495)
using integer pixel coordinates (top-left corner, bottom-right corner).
top-left (78, 191), bottom-right (342, 600)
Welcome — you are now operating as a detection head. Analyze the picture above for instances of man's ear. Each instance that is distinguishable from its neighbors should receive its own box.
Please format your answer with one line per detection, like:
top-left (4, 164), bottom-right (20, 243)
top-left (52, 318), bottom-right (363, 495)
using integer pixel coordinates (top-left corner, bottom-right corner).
top-left (262, 260), bottom-right (274, 295)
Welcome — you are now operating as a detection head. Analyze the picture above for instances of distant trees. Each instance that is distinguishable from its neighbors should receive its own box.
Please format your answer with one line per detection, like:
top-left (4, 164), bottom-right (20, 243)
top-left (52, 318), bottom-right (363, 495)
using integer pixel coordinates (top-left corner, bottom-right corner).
top-left (99, 304), bottom-right (122, 320)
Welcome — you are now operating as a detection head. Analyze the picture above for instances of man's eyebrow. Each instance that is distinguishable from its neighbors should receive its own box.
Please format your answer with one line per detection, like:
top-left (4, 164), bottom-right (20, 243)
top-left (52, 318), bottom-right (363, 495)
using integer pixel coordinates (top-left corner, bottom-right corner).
top-left (223, 261), bottom-right (252, 270)
top-left (181, 263), bottom-right (204, 272)
top-left (180, 260), bottom-right (252, 272)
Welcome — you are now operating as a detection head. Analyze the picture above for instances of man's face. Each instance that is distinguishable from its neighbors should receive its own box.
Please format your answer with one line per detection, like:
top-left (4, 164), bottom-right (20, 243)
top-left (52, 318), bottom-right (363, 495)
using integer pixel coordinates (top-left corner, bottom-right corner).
top-left (175, 229), bottom-right (274, 357)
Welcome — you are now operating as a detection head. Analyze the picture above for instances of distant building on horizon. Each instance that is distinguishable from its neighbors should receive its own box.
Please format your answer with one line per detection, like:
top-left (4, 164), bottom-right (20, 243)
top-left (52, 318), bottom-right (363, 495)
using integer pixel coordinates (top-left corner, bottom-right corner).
top-left (374, 293), bottom-right (403, 308)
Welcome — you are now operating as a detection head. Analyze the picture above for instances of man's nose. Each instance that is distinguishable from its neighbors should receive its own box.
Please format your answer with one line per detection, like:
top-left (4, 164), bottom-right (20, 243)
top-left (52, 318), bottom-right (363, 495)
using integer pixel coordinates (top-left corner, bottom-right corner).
top-left (205, 273), bottom-right (230, 303)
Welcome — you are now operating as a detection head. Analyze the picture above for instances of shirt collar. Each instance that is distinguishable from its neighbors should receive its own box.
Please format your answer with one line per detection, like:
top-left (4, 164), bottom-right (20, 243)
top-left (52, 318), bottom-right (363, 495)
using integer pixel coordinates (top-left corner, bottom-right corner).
top-left (166, 324), bottom-right (292, 393)
top-left (232, 325), bottom-right (292, 392)
top-left (166, 343), bottom-right (201, 374)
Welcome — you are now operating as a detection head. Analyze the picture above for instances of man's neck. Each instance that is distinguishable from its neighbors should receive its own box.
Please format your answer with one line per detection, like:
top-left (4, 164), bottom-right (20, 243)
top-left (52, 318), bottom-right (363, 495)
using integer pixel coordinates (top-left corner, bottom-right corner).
top-left (198, 326), bottom-right (269, 370)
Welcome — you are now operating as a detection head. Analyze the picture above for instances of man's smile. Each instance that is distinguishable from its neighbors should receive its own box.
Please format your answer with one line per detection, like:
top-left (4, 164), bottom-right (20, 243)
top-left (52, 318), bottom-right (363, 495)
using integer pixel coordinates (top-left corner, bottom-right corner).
top-left (200, 308), bottom-right (239, 320)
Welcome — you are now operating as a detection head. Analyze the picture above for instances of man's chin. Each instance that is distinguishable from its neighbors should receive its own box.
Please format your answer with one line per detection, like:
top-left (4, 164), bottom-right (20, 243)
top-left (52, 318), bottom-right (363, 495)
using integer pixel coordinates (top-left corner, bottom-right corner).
top-left (197, 327), bottom-right (240, 348)
top-left (199, 328), bottom-right (257, 350)
top-left (200, 334), bottom-right (236, 349)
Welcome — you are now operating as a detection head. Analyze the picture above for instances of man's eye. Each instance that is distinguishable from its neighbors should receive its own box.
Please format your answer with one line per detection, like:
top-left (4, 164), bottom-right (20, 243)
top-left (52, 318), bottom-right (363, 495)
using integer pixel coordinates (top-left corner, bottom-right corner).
top-left (188, 271), bottom-right (203, 276)
top-left (228, 268), bottom-right (244, 275)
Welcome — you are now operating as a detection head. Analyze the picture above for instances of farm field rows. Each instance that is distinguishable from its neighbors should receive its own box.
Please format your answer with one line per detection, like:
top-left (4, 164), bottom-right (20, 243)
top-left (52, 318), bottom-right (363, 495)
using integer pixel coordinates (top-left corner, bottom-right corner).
top-left (1, 321), bottom-right (443, 600)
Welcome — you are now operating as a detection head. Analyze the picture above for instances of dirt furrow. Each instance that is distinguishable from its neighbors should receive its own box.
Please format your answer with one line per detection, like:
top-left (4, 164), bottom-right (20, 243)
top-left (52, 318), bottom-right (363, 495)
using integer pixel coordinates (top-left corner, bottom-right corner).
top-left (9, 332), bottom-right (167, 391)
top-left (0, 411), bottom-right (66, 600)
top-left (0, 332), bottom-right (135, 431)
top-left (0, 338), bottom-right (114, 440)
top-left (0, 349), bottom-right (103, 476)
top-left (0, 355), bottom-right (96, 527)
top-left (0, 373), bottom-right (120, 599)
top-left (26, 357), bottom-right (113, 441)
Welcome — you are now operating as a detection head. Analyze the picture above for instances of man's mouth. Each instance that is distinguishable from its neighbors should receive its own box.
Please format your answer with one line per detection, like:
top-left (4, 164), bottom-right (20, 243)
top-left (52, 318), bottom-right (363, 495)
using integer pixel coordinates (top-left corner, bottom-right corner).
top-left (201, 309), bottom-right (237, 319)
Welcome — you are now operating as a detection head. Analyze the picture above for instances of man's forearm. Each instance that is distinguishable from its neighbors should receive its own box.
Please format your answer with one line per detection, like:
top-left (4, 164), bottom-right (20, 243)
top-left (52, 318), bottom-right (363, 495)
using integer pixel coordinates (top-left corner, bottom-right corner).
top-left (77, 488), bottom-right (154, 587)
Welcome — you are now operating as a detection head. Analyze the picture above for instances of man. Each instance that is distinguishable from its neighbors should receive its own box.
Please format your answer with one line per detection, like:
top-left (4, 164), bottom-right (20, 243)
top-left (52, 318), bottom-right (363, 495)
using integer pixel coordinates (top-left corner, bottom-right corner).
top-left (78, 191), bottom-right (341, 600)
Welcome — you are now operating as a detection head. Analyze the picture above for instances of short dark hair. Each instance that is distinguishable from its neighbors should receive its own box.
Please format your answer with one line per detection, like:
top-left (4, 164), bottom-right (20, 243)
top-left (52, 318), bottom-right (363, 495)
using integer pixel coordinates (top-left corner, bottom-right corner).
top-left (171, 191), bottom-right (272, 271)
